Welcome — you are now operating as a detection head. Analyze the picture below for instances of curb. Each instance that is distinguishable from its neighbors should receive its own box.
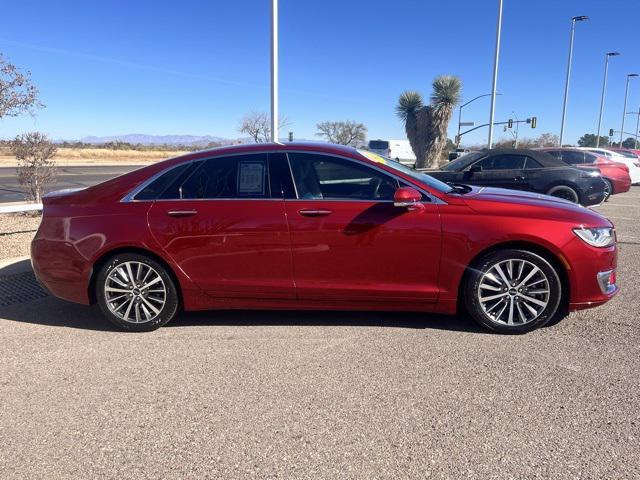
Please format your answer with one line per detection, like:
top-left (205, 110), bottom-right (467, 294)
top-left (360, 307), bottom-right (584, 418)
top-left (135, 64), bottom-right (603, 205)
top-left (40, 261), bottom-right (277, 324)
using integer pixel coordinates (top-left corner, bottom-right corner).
top-left (0, 256), bottom-right (32, 276)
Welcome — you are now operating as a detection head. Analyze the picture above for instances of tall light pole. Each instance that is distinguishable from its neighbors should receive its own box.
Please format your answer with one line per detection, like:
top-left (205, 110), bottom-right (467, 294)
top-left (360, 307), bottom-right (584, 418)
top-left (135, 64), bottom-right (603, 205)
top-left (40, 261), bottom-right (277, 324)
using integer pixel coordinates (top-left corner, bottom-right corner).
top-left (620, 73), bottom-right (638, 146)
top-left (596, 52), bottom-right (620, 147)
top-left (626, 110), bottom-right (640, 148)
top-left (458, 93), bottom-right (502, 146)
top-left (559, 15), bottom-right (588, 147)
top-left (270, 0), bottom-right (279, 143)
top-left (487, 0), bottom-right (503, 149)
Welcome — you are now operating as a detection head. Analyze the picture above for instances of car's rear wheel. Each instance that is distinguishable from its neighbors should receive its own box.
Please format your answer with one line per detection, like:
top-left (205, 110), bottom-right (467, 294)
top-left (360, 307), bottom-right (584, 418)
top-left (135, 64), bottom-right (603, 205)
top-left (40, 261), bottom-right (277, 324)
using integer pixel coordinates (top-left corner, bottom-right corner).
top-left (464, 249), bottom-right (562, 334)
top-left (96, 253), bottom-right (179, 331)
top-left (602, 178), bottom-right (613, 201)
top-left (546, 185), bottom-right (579, 203)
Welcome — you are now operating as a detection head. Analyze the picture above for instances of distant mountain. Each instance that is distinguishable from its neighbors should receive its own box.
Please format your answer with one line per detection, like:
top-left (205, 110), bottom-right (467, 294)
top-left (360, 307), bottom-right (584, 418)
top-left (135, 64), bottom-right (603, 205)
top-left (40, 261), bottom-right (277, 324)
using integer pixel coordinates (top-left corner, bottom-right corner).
top-left (78, 134), bottom-right (230, 146)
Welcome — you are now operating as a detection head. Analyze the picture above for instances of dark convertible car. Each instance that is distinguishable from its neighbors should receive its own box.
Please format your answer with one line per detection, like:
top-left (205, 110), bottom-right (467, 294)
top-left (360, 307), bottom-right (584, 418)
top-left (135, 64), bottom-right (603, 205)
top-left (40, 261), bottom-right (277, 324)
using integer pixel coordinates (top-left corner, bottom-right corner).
top-left (427, 149), bottom-right (606, 206)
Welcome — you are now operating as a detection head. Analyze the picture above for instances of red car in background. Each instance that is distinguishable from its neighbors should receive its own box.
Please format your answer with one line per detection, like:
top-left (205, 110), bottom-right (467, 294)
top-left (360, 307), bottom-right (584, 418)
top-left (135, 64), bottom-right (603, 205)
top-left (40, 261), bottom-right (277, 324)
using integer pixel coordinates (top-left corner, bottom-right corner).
top-left (539, 148), bottom-right (631, 199)
top-left (31, 143), bottom-right (619, 334)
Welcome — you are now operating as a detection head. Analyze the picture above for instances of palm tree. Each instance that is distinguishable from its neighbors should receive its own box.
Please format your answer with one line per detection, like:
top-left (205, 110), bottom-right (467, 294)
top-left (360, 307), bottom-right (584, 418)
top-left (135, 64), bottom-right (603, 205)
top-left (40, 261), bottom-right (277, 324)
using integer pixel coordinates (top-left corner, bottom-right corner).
top-left (396, 76), bottom-right (462, 168)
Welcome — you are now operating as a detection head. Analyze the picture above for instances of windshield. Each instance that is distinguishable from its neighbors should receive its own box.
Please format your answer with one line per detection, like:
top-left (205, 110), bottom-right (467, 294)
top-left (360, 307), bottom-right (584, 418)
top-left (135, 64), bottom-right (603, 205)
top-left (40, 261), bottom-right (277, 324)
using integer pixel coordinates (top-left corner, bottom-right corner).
top-left (442, 151), bottom-right (484, 171)
top-left (358, 150), bottom-right (454, 193)
top-left (612, 150), bottom-right (638, 158)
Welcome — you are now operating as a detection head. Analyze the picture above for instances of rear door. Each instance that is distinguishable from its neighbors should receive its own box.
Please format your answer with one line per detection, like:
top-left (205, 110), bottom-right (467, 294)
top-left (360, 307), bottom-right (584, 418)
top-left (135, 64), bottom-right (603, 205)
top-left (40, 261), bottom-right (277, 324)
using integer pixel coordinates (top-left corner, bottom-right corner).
top-left (146, 152), bottom-right (295, 299)
top-left (465, 154), bottom-right (527, 190)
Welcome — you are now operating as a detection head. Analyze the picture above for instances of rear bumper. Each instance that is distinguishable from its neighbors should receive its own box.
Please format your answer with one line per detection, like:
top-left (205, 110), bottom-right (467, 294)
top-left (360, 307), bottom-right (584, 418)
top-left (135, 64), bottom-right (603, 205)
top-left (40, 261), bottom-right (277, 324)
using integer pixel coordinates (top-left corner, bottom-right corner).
top-left (31, 237), bottom-right (92, 305)
top-left (610, 177), bottom-right (632, 195)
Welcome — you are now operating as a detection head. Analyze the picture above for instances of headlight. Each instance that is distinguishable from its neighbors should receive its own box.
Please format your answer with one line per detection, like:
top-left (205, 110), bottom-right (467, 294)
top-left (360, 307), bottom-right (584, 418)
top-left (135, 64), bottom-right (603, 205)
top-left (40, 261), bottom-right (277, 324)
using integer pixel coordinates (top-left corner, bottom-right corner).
top-left (573, 227), bottom-right (616, 247)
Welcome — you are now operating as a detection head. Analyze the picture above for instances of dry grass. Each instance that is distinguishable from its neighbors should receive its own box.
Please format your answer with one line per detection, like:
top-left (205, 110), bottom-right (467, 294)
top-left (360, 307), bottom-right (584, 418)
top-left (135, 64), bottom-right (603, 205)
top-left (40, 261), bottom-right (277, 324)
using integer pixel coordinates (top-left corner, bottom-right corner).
top-left (0, 147), bottom-right (190, 167)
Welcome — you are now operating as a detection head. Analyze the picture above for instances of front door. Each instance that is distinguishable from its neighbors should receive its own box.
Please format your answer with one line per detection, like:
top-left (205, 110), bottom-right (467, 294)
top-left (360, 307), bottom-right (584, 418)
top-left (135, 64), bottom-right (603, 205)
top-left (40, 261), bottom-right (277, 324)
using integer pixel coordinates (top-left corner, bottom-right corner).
top-left (146, 152), bottom-right (295, 299)
top-left (284, 152), bottom-right (442, 302)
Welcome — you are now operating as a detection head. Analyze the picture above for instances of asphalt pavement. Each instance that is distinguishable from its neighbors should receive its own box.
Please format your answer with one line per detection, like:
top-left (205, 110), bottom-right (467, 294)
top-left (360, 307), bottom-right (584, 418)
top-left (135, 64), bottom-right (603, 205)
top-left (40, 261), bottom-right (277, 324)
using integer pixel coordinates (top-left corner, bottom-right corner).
top-left (0, 166), bottom-right (141, 203)
top-left (0, 187), bottom-right (638, 479)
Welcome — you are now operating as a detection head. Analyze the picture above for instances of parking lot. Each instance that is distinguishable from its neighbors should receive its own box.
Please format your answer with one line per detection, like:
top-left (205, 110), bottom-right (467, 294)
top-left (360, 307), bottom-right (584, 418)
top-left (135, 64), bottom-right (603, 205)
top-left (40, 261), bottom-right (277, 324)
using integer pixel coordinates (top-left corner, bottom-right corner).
top-left (0, 188), bottom-right (639, 479)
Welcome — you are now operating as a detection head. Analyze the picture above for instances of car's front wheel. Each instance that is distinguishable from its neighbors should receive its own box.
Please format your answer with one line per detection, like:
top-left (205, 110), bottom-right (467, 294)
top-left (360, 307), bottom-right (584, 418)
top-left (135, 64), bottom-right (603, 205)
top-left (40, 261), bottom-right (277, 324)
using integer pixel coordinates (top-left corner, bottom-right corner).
top-left (464, 249), bottom-right (562, 334)
top-left (546, 185), bottom-right (579, 203)
top-left (96, 253), bottom-right (179, 331)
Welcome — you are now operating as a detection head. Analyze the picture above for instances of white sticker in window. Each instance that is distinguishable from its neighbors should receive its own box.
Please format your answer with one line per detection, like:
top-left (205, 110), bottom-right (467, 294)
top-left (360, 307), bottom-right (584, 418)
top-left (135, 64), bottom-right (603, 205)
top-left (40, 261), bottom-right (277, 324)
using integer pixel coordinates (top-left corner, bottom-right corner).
top-left (238, 162), bottom-right (265, 194)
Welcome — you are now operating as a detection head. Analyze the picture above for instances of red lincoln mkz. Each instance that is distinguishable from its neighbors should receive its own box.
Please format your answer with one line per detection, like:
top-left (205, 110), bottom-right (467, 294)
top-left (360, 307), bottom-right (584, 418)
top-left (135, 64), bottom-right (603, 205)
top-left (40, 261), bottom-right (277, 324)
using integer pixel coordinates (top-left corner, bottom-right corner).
top-left (31, 143), bottom-right (619, 333)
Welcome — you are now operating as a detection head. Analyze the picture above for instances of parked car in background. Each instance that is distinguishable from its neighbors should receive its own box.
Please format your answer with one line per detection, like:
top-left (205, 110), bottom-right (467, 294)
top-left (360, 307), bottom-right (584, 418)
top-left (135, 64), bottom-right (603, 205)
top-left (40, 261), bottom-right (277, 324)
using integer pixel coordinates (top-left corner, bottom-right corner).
top-left (368, 139), bottom-right (416, 166)
top-left (607, 147), bottom-right (640, 159)
top-left (539, 148), bottom-right (631, 199)
top-left (31, 143), bottom-right (618, 334)
top-left (578, 147), bottom-right (640, 184)
top-left (426, 149), bottom-right (606, 206)
top-left (449, 148), bottom-right (470, 161)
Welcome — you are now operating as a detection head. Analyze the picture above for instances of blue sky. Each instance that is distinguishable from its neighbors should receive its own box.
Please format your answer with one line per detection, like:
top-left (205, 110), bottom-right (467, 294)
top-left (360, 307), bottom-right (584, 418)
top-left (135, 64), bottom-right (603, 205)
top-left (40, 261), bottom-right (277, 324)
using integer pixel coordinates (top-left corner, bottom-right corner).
top-left (0, 0), bottom-right (639, 145)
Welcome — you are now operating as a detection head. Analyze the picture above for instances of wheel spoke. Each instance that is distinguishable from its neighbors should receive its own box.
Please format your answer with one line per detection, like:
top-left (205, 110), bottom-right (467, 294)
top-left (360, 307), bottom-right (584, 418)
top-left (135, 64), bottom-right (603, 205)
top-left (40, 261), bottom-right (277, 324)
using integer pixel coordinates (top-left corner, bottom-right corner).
top-left (141, 296), bottom-right (161, 315)
top-left (507, 297), bottom-right (514, 325)
top-left (480, 292), bottom-right (509, 303)
top-left (494, 264), bottom-right (511, 286)
top-left (517, 265), bottom-right (540, 289)
top-left (516, 300), bottom-right (527, 323)
top-left (106, 286), bottom-right (130, 293)
top-left (141, 276), bottom-right (162, 290)
top-left (479, 283), bottom-right (502, 292)
top-left (517, 293), bottom-right (547, 308)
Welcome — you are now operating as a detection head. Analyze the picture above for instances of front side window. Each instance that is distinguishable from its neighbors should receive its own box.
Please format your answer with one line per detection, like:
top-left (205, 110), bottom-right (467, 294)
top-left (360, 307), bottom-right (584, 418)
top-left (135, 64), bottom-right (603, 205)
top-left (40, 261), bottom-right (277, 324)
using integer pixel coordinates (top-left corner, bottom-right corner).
top-left (288, 153), bottom-right (397, 200)
top-left (178, 154), bottom-right (270, 199)
top-left (133, 163), bottom-right (191, 200)
top-left (524, 157), bottom-right (543, 169)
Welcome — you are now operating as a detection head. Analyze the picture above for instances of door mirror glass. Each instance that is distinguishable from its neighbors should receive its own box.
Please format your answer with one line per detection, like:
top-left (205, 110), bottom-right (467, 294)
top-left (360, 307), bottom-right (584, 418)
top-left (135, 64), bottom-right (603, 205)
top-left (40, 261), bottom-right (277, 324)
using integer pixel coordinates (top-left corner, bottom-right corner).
top-left (393, 186), bottom-right (422, 208)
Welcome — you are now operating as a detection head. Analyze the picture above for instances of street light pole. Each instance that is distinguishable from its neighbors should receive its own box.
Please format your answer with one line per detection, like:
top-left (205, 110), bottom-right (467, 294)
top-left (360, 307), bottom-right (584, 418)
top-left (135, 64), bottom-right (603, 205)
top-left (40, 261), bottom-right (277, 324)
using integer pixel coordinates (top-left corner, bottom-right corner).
top-left (457, 93), bottom-right (502, 146)
top-left (620, 73), bottom-right (638, 147)
top-left (596, 52), bottom-right (620, 147)
top-left (270, 0), bottom-right (279, 143)
top-left (559, 15), bottom-right (588, 147)
top-left (487, 0), bottom-right (503, 149)
top-left (635, 109), bottom-right (640, 149)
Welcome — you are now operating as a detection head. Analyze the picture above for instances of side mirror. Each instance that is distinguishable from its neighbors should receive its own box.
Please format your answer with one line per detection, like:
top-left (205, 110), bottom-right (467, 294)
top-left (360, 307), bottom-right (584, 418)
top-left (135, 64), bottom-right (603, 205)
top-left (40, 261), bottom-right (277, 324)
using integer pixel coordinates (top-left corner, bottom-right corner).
top-left (393, 187), bottom-right (422, 209)
top-left (468, 164), bottom-right (482, 173)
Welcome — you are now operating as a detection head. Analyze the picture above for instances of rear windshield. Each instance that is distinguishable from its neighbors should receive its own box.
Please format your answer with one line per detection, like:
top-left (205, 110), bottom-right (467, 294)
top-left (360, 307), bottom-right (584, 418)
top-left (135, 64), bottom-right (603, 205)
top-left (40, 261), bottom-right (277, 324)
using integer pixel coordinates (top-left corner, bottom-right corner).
top-left (369, 140), bottom-right (389, 150)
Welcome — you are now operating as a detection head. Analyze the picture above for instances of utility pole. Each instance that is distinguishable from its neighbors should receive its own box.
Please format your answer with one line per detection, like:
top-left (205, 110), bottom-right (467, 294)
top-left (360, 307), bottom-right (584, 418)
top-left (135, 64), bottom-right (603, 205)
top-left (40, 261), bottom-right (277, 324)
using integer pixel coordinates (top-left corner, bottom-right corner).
top-left (270, 0), bottom-right (279, 143)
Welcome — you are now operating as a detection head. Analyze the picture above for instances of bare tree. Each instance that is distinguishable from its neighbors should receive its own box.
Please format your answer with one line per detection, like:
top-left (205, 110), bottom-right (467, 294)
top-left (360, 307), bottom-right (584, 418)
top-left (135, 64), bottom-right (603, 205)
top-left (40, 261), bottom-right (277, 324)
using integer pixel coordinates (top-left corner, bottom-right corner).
top-left (0, 53), bottom-right (43, 120)
top-left (11, 132), bottom-right (57, 203)
top-left (239, 111), bottom-right (287, 142)
top-left (315, 121), bottom-right (367, 146)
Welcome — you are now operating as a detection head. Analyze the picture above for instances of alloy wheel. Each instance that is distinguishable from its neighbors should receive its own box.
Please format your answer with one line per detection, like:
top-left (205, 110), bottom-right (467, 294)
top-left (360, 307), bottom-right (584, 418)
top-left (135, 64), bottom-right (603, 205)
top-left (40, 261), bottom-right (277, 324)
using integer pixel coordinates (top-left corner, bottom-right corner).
top-left (477, 259), bottom-right (550, 326)
top-left (104, 261), bottom-right (167, 324)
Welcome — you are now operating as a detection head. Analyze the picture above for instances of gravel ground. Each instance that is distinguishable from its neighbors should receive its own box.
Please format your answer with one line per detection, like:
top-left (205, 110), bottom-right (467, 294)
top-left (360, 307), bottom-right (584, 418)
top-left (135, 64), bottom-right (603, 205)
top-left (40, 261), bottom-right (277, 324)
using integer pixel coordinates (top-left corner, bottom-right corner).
top-left (0, 188), bottom-right (638, 479)
top-left (0, 214), bottom-right (41, 260)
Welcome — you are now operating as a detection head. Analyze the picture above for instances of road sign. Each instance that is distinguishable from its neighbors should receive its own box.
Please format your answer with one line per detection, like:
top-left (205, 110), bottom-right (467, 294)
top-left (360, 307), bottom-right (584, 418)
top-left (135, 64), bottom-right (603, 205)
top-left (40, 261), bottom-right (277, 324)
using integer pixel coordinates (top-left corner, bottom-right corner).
top-left (460, 122), bottom-right (475, 127)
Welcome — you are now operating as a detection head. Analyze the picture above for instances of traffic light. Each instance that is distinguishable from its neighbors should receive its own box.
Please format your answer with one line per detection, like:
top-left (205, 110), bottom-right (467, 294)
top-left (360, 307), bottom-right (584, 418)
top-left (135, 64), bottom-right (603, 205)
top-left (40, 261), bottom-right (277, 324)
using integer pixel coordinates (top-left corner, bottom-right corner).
top-left (530, 117), bottom-right (537, 129)
top-left (609, 128), bottom-right (614, 137)
top-left (288, 131), bottom-right (293, 142)
top-left (507, 118), bottom-right (513, 128)
top-left (454, 135), bottom-right (460, 145)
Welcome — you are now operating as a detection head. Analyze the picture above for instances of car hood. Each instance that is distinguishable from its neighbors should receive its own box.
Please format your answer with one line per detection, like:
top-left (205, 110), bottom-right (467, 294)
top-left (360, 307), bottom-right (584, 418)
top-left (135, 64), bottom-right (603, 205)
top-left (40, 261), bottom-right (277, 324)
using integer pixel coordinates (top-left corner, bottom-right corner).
top-left (459, 186), bottom-right (611, 226)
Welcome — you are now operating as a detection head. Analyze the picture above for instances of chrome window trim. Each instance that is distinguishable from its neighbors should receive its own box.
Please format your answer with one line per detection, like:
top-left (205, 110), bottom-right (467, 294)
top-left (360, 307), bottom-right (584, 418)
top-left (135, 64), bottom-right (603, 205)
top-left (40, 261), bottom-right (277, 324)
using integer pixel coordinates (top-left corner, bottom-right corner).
top-left (121, 149), bottom-right (447, 205)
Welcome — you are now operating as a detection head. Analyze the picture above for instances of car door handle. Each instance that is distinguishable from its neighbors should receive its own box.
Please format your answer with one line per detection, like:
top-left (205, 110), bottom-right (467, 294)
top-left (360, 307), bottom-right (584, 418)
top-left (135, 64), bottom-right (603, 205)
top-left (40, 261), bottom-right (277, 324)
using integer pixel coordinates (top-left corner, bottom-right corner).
top-left (298, 208), bottom-right (332, 217)
top-left (167, 209), bottom-right (198, 217)
top-left (515, 175), bottom-right (526, 181)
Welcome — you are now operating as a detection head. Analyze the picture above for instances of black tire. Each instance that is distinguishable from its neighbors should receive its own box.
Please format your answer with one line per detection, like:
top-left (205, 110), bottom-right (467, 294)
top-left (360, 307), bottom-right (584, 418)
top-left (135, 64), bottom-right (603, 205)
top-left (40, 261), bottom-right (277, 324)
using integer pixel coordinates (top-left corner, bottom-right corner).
top-left (546, 185), bottom-right (579, 203)
top-left (603, 178), bottom-right (613, 201)
top-left (96, 253), bottom-right (179, 332)
top-left (464, 249), bottom-right (562, 334)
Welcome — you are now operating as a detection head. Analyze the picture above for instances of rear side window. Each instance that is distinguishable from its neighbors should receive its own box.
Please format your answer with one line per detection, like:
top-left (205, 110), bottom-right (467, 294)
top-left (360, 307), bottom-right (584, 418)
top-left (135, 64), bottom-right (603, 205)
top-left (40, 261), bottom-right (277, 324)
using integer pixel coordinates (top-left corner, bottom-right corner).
top-left (524, 157), bottom-right (543, 169)
top-left (583, 153), bottom-right (598, 164)
top-left (178, 154), bottom-right (270, 199)
top-left (475, 155), bottom-right (526, 170)
top-left (288, 153), bottom-right (397, 200)
top-left (562, 151), bottom-right (585, 165)
top-left (133, 163), bottom-right (191, 200)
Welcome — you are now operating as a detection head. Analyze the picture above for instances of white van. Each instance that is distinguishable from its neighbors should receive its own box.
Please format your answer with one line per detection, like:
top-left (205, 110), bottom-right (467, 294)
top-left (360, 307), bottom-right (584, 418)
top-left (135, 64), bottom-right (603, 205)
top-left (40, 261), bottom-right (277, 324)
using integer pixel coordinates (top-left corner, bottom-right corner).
top-left (368, 139), bottom-right (417, 167)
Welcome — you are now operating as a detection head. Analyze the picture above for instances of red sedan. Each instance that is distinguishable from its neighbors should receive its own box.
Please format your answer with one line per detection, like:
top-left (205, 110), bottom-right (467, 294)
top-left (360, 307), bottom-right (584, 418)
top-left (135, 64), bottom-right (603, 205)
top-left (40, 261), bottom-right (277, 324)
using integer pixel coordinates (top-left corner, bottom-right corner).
top-left (31, 143), bottom-right (619, 334)
top-left (539, 148), bottom-right (631, 198)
